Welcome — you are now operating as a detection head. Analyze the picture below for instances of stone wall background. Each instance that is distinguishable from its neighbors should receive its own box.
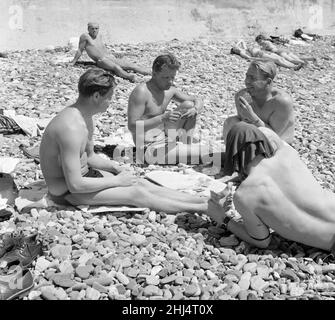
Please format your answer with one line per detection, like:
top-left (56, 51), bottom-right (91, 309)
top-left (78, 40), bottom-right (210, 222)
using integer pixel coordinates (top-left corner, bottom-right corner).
top-left (1, 0), bottom-right (334, 50)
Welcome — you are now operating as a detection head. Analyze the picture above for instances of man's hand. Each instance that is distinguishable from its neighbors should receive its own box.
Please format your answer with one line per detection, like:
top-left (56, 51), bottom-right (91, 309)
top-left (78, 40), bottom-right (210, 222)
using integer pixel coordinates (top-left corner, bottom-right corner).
top-left (181, 107), bottom-right (197, 119)
top-left (114, 171), bottom-right (138, 187)
top-left (162, 110), bottom-right (182, 123)
top-left (238, 96), bottom-right (261, 124)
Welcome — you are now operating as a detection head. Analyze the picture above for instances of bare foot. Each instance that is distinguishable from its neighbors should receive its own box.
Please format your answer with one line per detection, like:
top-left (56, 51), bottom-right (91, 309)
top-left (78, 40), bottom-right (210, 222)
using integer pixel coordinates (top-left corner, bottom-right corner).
top-left (128, 74), bottom-right (137, 83)
top-left (294, 63), bottom-right (304, 71)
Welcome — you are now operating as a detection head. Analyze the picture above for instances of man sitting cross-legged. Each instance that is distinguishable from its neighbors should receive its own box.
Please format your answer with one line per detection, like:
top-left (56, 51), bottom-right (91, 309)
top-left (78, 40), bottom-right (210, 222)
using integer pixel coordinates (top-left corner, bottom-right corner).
top-left (39, 68), bottom-right (207, 214)
top-left (222, 60), bottom-right (295, 145)
top-left (128, 53), bottom-right (213, 165)
top-left (208, 122), bottom-right (335, 252)
top-left (71, 22), bottom-right (150, 82)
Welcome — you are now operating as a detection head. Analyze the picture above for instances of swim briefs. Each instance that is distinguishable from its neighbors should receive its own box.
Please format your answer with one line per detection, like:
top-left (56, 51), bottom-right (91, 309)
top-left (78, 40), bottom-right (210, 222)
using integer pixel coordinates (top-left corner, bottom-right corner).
top-left (48, 168), bottom-right (104, 205)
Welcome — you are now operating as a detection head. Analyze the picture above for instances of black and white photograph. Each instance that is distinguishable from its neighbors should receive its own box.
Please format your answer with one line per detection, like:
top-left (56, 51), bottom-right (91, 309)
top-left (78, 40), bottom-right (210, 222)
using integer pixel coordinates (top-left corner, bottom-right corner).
top-left (0, 0), bottom-right (335, 308)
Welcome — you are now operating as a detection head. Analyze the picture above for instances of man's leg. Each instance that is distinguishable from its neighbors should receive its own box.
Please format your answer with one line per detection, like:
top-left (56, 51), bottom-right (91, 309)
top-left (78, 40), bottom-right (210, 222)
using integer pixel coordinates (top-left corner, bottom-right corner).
top-left (65, 183), bottom-right (206, 214)
top-left (138, 178), bottom-right (207, 204)
top-left (273, 56), bottom-right (302, 70)
top-left (115, 58), bottom-right (151, 76)
top-left (222, 115), bottom-right (240, 143)
top-left (96, 58), bottom-right (136, 82)
top-left (279, 52), bottom-right (305, 65)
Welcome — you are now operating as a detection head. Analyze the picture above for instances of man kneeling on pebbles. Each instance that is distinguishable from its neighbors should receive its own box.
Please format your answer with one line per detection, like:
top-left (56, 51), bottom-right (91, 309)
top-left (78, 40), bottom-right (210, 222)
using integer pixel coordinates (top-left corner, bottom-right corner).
top-left (208, 122), bottom-right (335, 253)
top-left (39, 68), bottom-right (208, 213)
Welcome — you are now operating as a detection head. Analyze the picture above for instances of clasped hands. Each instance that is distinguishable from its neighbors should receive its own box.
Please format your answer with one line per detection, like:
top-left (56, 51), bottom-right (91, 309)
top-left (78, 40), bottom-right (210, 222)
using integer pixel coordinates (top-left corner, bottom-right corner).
top-left (162, 107), bottom-right (197, 123)
top-left (237, 96), bottom-right (262, 126)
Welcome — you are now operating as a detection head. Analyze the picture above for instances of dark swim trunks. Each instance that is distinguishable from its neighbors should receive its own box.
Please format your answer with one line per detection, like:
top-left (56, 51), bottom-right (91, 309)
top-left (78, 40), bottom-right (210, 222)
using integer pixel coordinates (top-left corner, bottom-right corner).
top-left (223, 122), bottom-right (275, 178)
top-left (48, 168), bottom-right (104, 205)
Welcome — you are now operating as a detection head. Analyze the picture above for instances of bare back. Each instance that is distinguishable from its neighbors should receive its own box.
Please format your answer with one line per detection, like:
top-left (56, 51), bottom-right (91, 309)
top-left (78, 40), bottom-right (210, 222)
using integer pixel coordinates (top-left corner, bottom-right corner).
top-left (40, 107), bottom-right (90, 195)
top-left (236, 145), bottom-right (335, 250)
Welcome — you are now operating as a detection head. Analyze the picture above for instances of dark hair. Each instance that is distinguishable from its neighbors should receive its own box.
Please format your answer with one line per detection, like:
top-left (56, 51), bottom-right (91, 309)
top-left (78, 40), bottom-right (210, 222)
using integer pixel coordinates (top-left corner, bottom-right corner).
top-left (78, 68), bottom-right (116, 97)
top-left (255, 34), bottom-right (267, 42)
top-left (230, 47), bottom-right (239, 55)
top-left (250, 60), bottom-right (277, 80)
top-left (152, 53), bottom-right (181, 73)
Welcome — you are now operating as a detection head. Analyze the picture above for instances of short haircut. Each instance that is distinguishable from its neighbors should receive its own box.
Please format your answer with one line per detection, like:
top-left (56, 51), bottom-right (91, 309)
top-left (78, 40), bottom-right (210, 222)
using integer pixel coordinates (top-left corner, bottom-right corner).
top-left (152, 53), bottom-right (181, 73)
top-left (88, 22), bottom-right (99, 28)
top-left (250, 60), bottom-right (277, 80)
top-left (230, 46), bottom-right (240, 55)
top-left (255, 34), bottom-right (267, 42)
top-left (78, 68), bottom-right (116, 97)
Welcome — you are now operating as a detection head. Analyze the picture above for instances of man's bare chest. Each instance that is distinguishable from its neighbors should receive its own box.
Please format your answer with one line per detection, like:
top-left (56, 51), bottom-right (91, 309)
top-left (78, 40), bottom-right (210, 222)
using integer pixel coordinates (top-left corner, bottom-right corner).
top-left (145, 93), bottom-right (173, 117)
top-left (87, 37), bottom-right (104, 49)
top-left (252, 100), bottom-right (275, 122)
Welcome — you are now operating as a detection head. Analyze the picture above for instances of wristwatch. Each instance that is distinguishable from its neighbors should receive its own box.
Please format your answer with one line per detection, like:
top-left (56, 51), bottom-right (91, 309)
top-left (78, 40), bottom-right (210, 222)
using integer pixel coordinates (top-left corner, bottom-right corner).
top-left (219, 216), bottom-right (231, 229)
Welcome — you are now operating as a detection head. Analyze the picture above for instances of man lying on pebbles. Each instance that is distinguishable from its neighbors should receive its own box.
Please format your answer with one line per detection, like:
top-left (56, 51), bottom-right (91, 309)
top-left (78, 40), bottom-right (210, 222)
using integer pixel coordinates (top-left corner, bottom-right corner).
top-left (70, 22), bottom-right (150, 82)
top-left (230, 40), bottom-right (304, 70)
top-left (39, 68), bottom-right (208, 214)
top-left (128, 53), bottom-right (213, 165)
top-left (255, 34), bottom-right (316, 66)
top-left (208, 122), bottom-right (335, 253)
top-left (223, 60), bottom-right (295, 144)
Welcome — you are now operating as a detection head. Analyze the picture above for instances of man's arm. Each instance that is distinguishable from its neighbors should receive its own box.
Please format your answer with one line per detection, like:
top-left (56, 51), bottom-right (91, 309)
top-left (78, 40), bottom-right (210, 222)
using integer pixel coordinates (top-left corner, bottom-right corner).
top-left (172, 88), bottom-right (204, 115)
top-left (267, 95), bottom-right (294, 142)
top-left (128, 86), bottom-right (167, 133)
top-left (229, 191), bottom-right (272, 248)
top-left (85, 126), bottom-right (123, 174)
top-left (71, 34), bottom-right (87, 65)
top-left (57, 127), bottom-right (130, 193)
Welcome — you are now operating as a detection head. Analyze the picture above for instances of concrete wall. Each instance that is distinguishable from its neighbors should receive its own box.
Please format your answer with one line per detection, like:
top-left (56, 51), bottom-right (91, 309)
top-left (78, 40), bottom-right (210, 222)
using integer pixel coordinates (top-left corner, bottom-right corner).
top-left (1, 0), bottom-right (334, 51)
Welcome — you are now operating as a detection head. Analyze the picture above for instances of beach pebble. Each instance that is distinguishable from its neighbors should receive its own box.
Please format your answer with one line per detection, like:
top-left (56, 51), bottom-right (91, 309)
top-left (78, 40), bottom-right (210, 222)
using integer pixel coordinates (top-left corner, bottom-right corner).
top-left (250, 276), bottom-right (268, 292)
top-left (131, 234), bottom-right (147, 246)
top-left (143, 285), bottom-right (162, 297)
top-left (86, 287), bottom-right (101, 300)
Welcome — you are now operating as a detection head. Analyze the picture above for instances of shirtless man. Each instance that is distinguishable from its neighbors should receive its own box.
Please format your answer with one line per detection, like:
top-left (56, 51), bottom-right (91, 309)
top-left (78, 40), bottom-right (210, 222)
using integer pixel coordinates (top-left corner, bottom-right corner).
top-left (255, 35), bottom-right (316, 65)
top-left (71, 22), bottom-right (151, 82)
top-left (223, 60), bottom-right (295, 144)
top-left (39, 68), bottom-right (207, 214)
top-left (208, 122), bottom-right (335, 252)
top-left (128, 53), bottom-right (212, 165)
top-left (230, 40), bottom-right (303, 70)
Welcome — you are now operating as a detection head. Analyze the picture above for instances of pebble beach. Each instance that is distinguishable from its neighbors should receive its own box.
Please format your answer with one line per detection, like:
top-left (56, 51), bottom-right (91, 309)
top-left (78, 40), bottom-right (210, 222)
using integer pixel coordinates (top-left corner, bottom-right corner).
top-left (0, 36), bottom-right (335, 300)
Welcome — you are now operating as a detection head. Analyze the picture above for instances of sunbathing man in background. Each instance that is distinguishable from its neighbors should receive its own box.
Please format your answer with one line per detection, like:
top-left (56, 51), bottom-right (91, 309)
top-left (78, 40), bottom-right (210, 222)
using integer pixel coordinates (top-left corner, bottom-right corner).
top-left (71, 22), bottom-right (151, 82)
top-left (255, 34), bottom-right (316, 66)
top-left (230, 40), bottom-right (303, 70)
top-left (128, 53), bottom-right (213, 165)
top-left (223, 60), bottom-right (295, 144)
top-left (208, 122), bottom-right (335, 252)
top-left (39, 68), bottom-right (207, 214)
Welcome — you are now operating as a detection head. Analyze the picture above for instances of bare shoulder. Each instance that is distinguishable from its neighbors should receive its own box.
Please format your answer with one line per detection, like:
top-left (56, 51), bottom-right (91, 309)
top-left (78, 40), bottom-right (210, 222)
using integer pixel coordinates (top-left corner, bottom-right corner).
top-left (272, 88), bottom-right (293, 106)
top-left (51, 109), bottom-right (83, 137)
top-left (79, 33), bottom-right (89, 41)
top-left (130, 83), bottom-right (149, 97)
top-left (128, 83), bottom-right (149, 106)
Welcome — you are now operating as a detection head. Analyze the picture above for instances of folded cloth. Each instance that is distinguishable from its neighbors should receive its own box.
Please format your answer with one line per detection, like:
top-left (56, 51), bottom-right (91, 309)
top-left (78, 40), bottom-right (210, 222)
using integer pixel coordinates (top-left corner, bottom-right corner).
top-left (0, 115), bottom-right (23, 134)
top-left (2, 110), bottom-right (51, 137)
top-left (223, 122), bottom-right (274, 177)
